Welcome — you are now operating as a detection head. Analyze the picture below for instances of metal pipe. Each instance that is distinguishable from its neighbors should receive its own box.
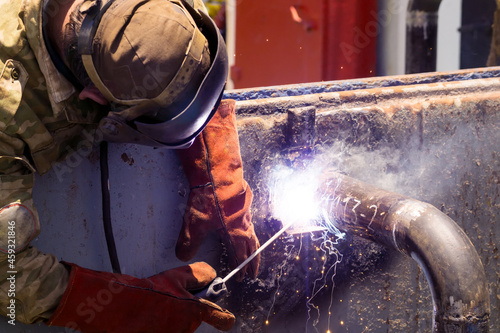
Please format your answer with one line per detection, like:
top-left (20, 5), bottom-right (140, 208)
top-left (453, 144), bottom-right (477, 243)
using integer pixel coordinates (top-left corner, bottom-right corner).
top-left (319, 171), bottom-right (490, 332)
top-left (406, 0), bottom-right (442, 74)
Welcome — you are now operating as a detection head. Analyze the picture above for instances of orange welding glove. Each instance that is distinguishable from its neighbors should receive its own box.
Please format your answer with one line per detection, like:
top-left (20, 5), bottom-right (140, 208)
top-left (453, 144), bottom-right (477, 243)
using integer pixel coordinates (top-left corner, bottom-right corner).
top-left (176, 99), bottom-right (260, 281)
top-left (47, 262), bottom-right (235, 332)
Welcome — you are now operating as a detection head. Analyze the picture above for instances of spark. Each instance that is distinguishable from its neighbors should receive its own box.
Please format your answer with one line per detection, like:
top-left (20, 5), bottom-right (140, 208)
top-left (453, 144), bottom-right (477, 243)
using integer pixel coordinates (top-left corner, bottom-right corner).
top-left (266, 166), bottom-right (347, 332)
top-left (305, 228), bottom-right (344, 332)
top-left (301, 188), bottom-right (345, 332)
top-left (263, 230), bottom-right (344, 332)
top-left (265, 233), bottom-right (300, 325)
top-left (318, 211), bottom-right (345, 241)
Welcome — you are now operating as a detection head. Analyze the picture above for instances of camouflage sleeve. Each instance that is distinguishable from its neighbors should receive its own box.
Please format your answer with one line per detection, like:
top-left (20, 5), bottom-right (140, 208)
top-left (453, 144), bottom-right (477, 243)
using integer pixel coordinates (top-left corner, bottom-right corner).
top-left (0, 61), bottom-right (69, 323)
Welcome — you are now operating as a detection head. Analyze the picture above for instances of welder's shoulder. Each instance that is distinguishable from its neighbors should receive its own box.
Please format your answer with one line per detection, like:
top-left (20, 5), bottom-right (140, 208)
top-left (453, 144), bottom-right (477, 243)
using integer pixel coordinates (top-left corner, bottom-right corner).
top-left (0, 0), bottom-right (32, 129)
top-left (0, 0), bottom-right (29, 56)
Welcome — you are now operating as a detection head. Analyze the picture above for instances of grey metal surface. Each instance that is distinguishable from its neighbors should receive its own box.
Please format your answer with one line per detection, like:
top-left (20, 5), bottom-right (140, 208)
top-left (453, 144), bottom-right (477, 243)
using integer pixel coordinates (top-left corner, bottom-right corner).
top-left (0, 145), bottom-right (222, 332)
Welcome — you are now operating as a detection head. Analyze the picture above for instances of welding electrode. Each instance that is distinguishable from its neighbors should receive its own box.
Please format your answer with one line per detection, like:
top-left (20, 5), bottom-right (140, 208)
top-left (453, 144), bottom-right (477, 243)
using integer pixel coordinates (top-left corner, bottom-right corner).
top-left (194, 221), bottom-right (294, 302)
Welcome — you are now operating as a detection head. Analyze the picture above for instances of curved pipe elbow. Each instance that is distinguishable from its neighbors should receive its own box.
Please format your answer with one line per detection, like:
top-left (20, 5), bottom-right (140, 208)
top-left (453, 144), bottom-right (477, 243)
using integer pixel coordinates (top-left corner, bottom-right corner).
top-left (320, 172), bottom-right (490, 332)
top-left (388, 200), bottom-right (490, 331)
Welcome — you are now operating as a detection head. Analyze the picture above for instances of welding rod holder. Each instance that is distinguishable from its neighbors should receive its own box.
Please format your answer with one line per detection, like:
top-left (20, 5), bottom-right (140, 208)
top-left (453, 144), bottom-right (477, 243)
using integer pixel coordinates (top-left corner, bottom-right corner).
top-left (193, 277), bottom-right (228, 302)
top-left (194, 221), bottom-right (294, 302)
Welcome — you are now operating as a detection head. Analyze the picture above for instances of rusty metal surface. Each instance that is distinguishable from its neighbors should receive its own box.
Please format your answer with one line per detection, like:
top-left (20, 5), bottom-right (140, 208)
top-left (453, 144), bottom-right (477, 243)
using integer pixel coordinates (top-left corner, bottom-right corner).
top-left (231, 68), bottom-right (500, 332)
top-left (225, 67), bottom-right (500, 101)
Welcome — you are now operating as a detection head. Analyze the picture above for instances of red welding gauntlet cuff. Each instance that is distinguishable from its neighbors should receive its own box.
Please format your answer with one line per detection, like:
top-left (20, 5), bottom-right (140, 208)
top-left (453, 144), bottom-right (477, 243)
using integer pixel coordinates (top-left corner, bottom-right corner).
top-left (47, 262), bottom-right (235, 332)
top-left (176, 99), bottom-right (260, 281)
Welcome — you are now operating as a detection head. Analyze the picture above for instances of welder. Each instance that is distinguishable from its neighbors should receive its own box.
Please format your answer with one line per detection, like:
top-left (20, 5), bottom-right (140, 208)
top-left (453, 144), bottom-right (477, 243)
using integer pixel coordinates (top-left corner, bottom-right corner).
top-left (0, 0), bottom-right (260, 331)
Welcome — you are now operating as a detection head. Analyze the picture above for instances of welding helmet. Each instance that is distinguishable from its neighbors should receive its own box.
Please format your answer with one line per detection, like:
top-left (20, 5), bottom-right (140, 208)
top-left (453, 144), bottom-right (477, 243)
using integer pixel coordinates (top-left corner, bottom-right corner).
top-left (78, 0), bottom-right (228, 148)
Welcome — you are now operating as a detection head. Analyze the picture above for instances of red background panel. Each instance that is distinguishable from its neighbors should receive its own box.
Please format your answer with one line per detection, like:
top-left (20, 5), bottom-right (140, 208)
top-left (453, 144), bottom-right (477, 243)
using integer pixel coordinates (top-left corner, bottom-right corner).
top-left (232, 0), bottom-right (377, 89)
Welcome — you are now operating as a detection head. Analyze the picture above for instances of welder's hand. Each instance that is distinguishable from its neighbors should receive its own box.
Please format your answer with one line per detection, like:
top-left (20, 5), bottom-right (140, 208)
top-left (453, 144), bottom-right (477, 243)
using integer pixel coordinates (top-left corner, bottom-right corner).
top-left (176, 99), bottom-right (260, 281)
top-left (48, 262), bottom-right (235, 332)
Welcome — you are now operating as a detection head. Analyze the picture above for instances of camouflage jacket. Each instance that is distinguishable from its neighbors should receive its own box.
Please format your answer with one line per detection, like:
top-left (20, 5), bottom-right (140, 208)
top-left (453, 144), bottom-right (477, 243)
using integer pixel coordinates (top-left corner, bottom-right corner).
top-left (0, 0), bottom-right (105, 324)
top-left (0, 0), bottom-right (212, 326)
